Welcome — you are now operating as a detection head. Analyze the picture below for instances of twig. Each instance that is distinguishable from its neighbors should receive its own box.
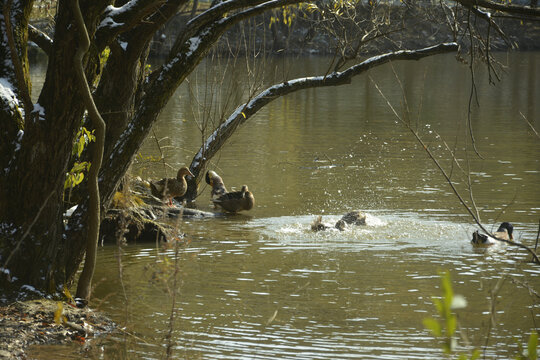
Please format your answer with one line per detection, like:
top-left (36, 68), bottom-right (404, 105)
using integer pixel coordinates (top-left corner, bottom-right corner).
top-left (165, 225), bottom-right (184, 359)
top-left (466, 8), bottom-right (484, 159)
top-left (520, 111), bottom-right (540, 139)
top-left (535, 218), bottom-right (540, 256)
top-left (482, 273), bottom-right (507, 358)
top-left (2, 190), bottom-right (56, 273)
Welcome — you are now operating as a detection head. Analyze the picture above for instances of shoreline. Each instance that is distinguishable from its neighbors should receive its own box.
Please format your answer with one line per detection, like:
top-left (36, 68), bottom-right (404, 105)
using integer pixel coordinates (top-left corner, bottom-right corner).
top-left (0, 300), bottom-right (114, 359)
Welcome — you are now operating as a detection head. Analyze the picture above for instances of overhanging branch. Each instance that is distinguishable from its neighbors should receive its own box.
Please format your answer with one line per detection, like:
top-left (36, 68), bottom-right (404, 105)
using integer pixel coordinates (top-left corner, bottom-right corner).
top-left (188, 43), bottom-right (459, 181)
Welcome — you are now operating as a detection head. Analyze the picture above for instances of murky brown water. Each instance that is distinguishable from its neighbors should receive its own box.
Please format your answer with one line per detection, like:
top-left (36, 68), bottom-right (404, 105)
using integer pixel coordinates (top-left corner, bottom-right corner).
top-left (28, 52), bottom-right (539, 358)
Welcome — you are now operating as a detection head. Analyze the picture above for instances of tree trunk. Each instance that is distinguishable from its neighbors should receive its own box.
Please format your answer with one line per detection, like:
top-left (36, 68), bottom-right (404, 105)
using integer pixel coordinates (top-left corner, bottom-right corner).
top-left (0, 1), bottom-right (103, 293)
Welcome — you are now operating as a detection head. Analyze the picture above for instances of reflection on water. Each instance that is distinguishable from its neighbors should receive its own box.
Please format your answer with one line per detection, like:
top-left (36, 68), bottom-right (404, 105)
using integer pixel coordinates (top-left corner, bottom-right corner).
top-left (27, 53), bottom-right (539, 358)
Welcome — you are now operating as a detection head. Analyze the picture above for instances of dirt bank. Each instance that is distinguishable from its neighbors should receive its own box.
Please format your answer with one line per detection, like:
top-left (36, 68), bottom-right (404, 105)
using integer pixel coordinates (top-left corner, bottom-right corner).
top-left (0, 300), bottom-right (114, 359)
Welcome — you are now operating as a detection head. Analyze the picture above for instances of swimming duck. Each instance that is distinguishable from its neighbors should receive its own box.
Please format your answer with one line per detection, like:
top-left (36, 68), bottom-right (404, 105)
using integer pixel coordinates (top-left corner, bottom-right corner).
top-left (205, 170), bottom-right (228, 199)
top-left (212, 185), bottom-right (255, 213)
top-left (339, 211), bottom-right (367, 227)
top-left (311, 216), bottom-right (331, 231)
top-left (150, 167), bottom-right (194, 205)
top-left (471, 222), bottom-right (514, 246)
top-left (312, 210), bottom-right (367, 232)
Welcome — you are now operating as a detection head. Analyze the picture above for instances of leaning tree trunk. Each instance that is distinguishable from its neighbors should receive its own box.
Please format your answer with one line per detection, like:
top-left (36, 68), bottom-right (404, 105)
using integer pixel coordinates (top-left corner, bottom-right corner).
top-left (1, 1), bottom-right (80, 292)
top-left (0, 0), bottom-right (103, 293)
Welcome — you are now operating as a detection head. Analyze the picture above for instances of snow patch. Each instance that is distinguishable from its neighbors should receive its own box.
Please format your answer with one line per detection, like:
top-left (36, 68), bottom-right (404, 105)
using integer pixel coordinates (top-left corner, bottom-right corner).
top-left (119, 40), bottom-right (128, 51)
top-left (0, 77), bottom-right (22, 114)
top-left (64, 205), bottom-right (78, 218)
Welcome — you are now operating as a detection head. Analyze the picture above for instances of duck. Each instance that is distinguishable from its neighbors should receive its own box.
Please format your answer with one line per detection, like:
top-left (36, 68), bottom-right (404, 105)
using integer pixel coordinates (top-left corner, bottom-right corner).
top-left (205, 170), bottom-right (228, 199)
top-left (471, 222), bottom-right (514, 246)
top-left (312, 210), bottom-right (367, 232)
top-left (150, 166), bottom-right (194, 205)
top-left (212, 185), bottom-right (255, 213)
top-left (311, 216), bottom-right (331, 231)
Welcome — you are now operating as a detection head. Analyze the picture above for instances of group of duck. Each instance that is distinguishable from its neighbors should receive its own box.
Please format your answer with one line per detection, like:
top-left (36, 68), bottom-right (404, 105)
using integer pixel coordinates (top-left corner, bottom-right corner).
top-left (313, 213), bottom-right (514, 247)
top-left (149, 166), bottom-right (254, 213)
top-left (149, 167), bottom-right (515, 246)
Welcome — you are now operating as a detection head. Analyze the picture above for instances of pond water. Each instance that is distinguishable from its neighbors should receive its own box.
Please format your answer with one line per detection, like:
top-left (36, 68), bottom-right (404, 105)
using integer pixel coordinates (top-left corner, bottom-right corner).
top-left (28, 52), bottom-right (539, 358)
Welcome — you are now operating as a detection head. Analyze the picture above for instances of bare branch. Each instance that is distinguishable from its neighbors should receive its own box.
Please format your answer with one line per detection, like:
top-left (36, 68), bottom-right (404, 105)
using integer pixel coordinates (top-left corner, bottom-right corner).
top-left (468, 6), bottom-right (512, 48)
top-left (520, 111), bottom-right (540, 139)
top-left (188, 43), bottom-right (459, 180)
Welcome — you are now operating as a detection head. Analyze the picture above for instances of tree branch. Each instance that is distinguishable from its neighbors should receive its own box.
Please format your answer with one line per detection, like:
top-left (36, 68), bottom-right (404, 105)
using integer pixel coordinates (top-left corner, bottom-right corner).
top-left (28, 24), bottom-right (53, 56)
top-left (169, 0), bottom-right (271, 55)
top-left (100, 0), bottom-right (304, 201)
top-left (455, 0), bottom-right (540, 18)
top-left (95, 0), bottom-right (184, 49)
top-left (187, 43), bottom-right (459, 184)
top-left (70, 0), bottom-right (107, 302)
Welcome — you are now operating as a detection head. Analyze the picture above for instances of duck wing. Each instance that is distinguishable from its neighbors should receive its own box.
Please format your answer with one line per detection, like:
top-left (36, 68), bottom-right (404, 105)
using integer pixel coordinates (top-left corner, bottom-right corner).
top-left (206, 171), bottom-right (228, 198)
top-left (150, 178), bottom-right (171, 198)
top-left (471, 230), bottom-right (490, 245)
top-left (340, 211), bottom-right (367, 225)
top-left (471, 229), bottom-right (510, 246)
top-left (311, 216), bottom-right (330, 231)
top-left (212, 190), bottom-right (253, 212)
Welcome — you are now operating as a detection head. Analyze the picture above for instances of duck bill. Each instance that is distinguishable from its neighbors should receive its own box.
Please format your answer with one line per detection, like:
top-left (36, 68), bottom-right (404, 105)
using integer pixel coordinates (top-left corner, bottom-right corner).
top-left (187, 169), bottom-right (195, 178)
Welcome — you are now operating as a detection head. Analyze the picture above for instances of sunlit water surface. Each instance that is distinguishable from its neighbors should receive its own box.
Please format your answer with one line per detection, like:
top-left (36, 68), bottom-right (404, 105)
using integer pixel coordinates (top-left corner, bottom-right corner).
top-left (27, 52), bottom-right (539, 359)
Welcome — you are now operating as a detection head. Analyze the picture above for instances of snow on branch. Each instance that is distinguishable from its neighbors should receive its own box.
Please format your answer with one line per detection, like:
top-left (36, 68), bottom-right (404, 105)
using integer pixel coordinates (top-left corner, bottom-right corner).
top-left (28, 25), bottom-right (53, 55)
top-left (0, 77), bottom-right (23, 118)
top-left (173, 0), bottom-right (273, 52)
top-left (95, 0), bottom-right (170, 48)
top-left (168, 0), bottom-right (302, 72)
top-left (189, 43), bottom-right (459, 175)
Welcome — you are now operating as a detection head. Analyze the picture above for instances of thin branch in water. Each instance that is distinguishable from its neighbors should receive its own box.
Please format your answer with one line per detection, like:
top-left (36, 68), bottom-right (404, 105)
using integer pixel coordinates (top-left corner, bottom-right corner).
top-left (483, 273), bottom-right (507, 357)
top-left (368, 75), bottom-right (540, 264)
top-left (466, 8), bottom-right (484, 159)
top-left (520, 111), bottom-right (540, 139)
top-left (164, 237), bottom-right (181, 359)
top-left (535, 218), bottom-right (540, 255)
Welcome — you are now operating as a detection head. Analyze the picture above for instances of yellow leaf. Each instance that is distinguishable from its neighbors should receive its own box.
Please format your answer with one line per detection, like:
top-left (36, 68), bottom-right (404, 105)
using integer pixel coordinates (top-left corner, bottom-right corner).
top-left (63, 287), bottom-right (75, 304)
top-left (54, 302), bottom-right (63, 324)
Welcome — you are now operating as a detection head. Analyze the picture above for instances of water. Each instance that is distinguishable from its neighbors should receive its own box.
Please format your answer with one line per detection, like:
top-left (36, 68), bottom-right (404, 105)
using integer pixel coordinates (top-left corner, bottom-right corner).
top-left (27, 52), bottom-right (539, 358)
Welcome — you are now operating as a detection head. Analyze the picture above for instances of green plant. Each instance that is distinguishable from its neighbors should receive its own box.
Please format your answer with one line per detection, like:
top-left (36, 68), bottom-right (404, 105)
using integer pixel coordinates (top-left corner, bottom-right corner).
top-left (64, 127), bottom-right (95, 190)
top-left (515, 332), bottom-right (538, 360)
top-left (423, 271), bottom-right (479, 359)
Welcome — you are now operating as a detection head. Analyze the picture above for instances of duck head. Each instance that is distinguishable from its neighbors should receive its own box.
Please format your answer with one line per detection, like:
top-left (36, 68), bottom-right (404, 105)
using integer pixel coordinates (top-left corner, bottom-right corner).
top-left (205, 170), bottom-right (217, 186)
top-left (177, 167), bottom-right (194, 180)
top-left (241, 185), bottom-right (249, 197)
top-left (497, 222), bottom-right (514, 240)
